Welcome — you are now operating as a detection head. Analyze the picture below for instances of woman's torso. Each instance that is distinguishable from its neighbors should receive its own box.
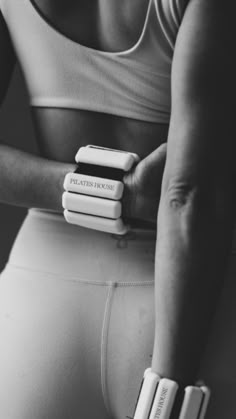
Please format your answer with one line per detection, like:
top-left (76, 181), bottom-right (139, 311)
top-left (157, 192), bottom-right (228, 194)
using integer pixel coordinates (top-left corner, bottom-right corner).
top-left (30, 0), bottom-right (167, 162)
top-left (0, 0), bottom-right (186, 161)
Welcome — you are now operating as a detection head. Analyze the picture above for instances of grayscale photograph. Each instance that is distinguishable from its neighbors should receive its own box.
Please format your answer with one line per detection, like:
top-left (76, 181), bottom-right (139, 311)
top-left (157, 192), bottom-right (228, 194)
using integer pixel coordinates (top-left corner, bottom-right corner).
top-left (0, 0), bottom-right (235, 418)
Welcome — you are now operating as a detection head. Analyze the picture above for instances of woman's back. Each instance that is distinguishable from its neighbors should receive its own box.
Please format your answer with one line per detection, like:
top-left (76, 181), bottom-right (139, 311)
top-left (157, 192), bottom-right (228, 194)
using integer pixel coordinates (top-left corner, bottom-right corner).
top-left (0, 0), bottom-right (187, 161)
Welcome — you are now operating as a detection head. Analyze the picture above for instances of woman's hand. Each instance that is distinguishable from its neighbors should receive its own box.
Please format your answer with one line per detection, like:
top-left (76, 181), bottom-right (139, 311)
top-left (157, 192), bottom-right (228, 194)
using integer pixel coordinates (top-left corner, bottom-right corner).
top-left (123, 143), bottom-right (167, 224)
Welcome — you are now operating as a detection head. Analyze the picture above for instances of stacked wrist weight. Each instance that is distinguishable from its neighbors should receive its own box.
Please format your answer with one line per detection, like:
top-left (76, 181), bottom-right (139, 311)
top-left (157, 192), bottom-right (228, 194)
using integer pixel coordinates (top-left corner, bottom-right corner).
top-left (63, 145), bottom-right (140, 234)
top-left (133, 369), bottom-right (210, 419)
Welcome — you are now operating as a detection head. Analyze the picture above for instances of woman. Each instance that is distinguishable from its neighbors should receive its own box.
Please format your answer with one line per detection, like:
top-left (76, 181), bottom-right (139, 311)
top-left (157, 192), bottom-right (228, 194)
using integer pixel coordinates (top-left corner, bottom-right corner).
top-left (0, 0), bottom-right (235, 418)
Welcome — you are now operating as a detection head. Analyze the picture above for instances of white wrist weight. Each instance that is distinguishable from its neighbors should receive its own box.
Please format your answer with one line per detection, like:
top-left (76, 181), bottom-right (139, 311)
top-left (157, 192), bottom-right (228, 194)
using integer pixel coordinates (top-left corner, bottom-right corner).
top-left (134, 369), bottom-right (210, 419)
top-left (63, 145), bottom-right (140, 234)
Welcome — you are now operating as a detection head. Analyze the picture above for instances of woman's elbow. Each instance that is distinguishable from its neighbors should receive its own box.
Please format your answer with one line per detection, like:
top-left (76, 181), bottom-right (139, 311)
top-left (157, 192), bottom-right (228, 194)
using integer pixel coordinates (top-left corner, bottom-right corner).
top-left (159, 172), bottom-right (236, 232)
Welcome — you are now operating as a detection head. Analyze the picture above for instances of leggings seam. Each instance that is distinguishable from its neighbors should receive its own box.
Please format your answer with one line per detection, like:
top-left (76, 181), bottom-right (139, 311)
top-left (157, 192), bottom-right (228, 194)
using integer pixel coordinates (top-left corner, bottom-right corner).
top-left (101, 282), bottom-right (116, 416)
top-left (4, 263), bottom-right (154, 287)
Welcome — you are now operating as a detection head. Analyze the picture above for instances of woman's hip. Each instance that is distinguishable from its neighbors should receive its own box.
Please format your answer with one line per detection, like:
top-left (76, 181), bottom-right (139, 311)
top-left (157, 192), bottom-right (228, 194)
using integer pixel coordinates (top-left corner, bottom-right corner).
top-left (0, 261), bottom-right (155, 419)
top-left (0, 209), bottom-right (156, 418)
top-left (6, 208), bottom-right (156, 284)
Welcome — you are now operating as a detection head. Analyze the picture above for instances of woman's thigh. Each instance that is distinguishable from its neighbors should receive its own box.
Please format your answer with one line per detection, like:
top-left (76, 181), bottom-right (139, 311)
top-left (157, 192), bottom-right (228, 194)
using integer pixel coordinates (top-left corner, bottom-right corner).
top-left (0, 265), bottom-right (155, 419)
top-left (0, 210), bottom-right (157, 419)
top-left (0, 266), bottom-right (113, 419)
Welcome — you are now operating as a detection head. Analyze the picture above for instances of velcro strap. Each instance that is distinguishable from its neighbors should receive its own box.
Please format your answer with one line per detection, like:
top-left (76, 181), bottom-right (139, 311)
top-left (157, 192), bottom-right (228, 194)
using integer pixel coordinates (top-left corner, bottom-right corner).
top-left (75, 162), bottom-right (124, 181)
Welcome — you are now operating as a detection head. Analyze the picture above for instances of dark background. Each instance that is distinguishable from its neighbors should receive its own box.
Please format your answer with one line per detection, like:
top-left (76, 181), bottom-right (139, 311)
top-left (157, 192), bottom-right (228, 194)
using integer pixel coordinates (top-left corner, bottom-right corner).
top-left (0, 65), bottom-right (38, 271)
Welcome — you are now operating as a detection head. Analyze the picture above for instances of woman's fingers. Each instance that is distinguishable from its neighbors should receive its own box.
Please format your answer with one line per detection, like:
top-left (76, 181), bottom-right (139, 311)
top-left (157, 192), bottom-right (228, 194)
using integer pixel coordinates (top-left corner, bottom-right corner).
top-left (137, 143), bottom-right (167, 187)
top-left (122, 143), bottom-right (167, 222)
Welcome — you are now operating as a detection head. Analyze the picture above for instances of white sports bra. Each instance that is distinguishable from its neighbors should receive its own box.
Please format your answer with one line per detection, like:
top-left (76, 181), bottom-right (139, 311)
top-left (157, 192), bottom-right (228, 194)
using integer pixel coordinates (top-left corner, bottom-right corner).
top-left (0, 0), bottom-right (187, 123)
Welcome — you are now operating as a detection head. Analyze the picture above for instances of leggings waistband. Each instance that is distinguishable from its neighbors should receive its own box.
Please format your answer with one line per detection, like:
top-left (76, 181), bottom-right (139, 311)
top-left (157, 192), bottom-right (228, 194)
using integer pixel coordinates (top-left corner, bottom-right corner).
top-left (8, 209), bottom-right (156, 284)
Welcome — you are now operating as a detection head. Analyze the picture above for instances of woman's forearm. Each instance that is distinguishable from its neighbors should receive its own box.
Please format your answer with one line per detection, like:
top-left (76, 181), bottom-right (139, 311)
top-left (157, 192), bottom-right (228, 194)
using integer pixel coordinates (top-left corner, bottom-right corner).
top-left (151, 181), bottom-right (235, 387)
top-left (149, 0), bottom-right (236, 392)
top-left (0, 144), bottom-right (76, 211)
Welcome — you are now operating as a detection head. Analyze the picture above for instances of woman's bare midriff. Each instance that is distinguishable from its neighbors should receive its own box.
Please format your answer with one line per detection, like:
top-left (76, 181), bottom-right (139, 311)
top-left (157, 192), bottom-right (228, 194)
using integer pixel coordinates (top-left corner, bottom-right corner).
top-left (31, 108), bottom-right (169, 163)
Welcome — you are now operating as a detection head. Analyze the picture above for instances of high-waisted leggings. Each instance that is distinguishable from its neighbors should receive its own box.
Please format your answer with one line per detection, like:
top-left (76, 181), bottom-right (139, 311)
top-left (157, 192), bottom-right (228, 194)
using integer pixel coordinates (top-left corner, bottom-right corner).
top-left (1, 209), bottom-right (236, 418)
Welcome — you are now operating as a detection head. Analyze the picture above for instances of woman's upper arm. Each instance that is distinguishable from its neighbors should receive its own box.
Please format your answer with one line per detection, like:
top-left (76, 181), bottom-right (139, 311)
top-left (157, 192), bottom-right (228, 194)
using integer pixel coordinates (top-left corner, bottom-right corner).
top-left (163, 0), bottom-right (236, 197)
top-left (0, 8), bottom-right (16, 107)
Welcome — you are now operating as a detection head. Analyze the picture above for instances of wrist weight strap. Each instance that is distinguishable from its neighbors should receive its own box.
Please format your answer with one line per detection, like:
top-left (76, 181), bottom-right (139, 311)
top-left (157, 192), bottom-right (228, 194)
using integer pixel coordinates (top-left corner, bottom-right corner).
top-left (133, 369), bottom-right (210, 419)
top-left (63, 145), bottom-right (139, 234)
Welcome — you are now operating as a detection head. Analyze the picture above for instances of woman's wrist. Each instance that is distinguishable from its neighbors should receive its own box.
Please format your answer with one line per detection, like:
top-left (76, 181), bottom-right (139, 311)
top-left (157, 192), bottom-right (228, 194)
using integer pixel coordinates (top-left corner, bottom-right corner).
top-left (151, 361), bottom-right (198, 391)
top-left (151, 350), bottom-right (199, 392)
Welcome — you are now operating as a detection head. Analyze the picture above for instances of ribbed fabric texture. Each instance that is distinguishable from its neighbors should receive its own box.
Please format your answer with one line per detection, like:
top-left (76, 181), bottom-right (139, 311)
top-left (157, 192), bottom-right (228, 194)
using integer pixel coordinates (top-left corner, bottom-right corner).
top-left (0, 0), bottom-right (186, 122)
